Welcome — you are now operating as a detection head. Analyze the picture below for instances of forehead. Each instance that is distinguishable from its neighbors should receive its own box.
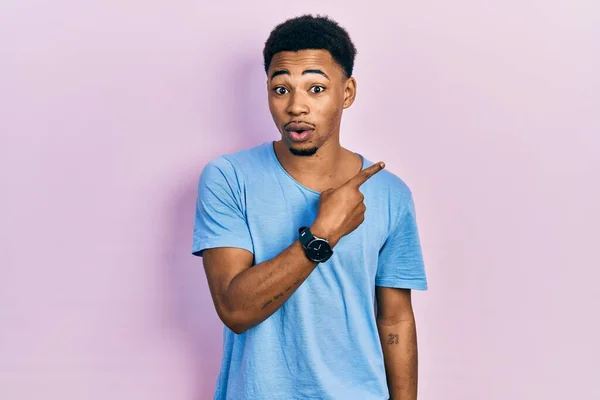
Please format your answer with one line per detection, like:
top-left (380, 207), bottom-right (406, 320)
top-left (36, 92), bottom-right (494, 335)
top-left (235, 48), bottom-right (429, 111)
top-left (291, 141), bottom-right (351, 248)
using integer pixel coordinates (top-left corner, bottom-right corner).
top-left (268, 49), bottom-right (342, 77)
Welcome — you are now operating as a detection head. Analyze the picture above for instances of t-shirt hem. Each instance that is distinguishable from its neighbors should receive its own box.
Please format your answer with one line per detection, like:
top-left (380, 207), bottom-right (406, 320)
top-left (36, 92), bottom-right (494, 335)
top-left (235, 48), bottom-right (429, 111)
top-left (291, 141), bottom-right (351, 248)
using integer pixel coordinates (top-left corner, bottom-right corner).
top-left (375, 279), bottom-right (428, 290)
top-left (192, 238), bottom-right (254, 257)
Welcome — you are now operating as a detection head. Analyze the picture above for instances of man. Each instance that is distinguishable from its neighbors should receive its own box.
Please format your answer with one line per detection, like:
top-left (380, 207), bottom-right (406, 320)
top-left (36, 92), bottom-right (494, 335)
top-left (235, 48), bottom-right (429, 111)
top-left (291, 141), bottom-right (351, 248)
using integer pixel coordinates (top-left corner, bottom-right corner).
top-left (192, 14), bottom-right (428, 400)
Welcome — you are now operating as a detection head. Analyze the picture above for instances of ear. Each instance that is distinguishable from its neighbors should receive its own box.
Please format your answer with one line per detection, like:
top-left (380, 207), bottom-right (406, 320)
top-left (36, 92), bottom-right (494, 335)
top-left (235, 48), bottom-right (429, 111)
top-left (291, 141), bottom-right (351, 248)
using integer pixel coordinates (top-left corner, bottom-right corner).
top-left (343, 77), bottom-right (357, 109)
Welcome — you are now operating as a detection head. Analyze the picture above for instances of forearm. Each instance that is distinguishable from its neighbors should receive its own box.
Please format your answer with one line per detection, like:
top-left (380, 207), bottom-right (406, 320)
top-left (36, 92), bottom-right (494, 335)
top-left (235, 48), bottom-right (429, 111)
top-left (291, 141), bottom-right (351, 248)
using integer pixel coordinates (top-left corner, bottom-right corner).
top-left (377, 315), bottom-right (419, 400)
top-left (224, 240), bottom-right (317, 333)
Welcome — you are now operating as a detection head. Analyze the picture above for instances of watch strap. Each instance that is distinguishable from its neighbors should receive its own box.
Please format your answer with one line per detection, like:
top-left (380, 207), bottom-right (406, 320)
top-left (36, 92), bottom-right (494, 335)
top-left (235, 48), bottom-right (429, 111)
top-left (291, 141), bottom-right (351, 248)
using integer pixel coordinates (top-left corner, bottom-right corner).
top-left (299, 226), bottom-right (314, 247)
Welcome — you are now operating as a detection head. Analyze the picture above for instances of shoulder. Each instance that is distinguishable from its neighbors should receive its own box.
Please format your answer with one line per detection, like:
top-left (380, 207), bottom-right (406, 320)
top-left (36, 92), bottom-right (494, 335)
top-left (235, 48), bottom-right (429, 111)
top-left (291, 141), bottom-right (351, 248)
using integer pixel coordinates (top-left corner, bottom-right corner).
top-left (359, 155), bottom-right (418, 231)
top-left (201, 142), bottom-right (271, 183)
top-left (361, 156), bottom-right (413, 203)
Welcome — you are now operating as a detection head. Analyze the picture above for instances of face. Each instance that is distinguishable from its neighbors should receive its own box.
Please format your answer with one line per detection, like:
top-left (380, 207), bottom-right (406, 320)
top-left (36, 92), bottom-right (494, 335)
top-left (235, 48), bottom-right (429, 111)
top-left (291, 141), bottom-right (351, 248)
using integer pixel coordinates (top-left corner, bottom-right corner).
top-left (267, 49), bottom-right (356, 156)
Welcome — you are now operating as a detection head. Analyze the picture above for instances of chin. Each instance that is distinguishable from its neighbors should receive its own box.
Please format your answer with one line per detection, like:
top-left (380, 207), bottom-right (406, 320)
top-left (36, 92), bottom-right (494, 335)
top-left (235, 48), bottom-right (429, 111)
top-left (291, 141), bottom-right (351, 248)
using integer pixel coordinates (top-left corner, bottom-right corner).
top-left (280, 134), bottom-right (318, 156)
top-left (289, 145), bottom-right (319, 157)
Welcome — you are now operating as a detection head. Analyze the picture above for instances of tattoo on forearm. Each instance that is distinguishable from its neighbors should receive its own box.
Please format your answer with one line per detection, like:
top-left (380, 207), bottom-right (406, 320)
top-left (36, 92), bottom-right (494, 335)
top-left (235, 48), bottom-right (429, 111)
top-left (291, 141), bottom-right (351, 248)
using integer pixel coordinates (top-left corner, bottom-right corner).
top-left (387, 333), bottom-right (400, 345)
top-left (261, 299), bottom-right (273, 309)
top-left (261, 279), bottom-right (303, 309)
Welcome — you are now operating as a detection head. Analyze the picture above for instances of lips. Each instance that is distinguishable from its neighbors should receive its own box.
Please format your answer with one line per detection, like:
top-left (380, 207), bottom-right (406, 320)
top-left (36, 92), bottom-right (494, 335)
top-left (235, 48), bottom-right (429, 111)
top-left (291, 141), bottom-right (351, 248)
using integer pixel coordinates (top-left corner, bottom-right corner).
top-left (285, 122), bottom-right (315, 132)
top-left (285, 122), bottom-right (315, 142)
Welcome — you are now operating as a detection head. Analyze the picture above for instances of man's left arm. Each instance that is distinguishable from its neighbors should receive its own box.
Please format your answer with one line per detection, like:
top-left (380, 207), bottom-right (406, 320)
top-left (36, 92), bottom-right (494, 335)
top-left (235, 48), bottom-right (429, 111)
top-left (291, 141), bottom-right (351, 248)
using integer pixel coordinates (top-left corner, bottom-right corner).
top-left (376, 286), bottom-right (418, 400)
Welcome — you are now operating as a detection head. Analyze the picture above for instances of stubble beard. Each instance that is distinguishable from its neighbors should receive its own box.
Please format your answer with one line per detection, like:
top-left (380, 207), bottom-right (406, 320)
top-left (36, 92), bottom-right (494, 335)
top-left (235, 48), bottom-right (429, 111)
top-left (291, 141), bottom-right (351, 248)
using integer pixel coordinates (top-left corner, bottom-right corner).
top-left (289, 146), bottom-right (318, 157)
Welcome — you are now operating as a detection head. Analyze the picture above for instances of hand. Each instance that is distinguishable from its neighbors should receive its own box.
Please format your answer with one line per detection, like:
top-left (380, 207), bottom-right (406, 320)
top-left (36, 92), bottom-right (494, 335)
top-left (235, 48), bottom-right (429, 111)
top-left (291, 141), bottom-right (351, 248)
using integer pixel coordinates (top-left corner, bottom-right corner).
top-left (311, 162), bottom-right (385, 247)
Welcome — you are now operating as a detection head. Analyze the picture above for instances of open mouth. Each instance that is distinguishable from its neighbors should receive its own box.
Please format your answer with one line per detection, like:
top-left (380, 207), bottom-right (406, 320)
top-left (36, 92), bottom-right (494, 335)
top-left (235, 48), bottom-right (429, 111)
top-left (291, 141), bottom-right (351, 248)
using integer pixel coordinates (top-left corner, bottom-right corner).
top-left (285, 122), bottom-right (315, 142)
top-left (287, 129), bottom-right (313, 142)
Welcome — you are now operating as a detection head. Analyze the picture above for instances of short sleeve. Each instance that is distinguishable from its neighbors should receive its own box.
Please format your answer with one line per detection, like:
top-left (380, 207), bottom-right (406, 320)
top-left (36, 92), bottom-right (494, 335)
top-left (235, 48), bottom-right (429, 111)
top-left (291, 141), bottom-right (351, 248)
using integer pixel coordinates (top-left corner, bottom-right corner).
top-left (191, 157), bottom-right (254, 257)
top-left (375, 193), bottom-right (428, 290)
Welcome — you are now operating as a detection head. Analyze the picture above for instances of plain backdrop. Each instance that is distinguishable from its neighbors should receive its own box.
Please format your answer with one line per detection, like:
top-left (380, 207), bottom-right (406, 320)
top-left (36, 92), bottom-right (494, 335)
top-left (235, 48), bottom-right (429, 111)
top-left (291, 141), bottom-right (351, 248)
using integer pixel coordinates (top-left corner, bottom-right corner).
top-left (1, 1), bottom-right (598, 399)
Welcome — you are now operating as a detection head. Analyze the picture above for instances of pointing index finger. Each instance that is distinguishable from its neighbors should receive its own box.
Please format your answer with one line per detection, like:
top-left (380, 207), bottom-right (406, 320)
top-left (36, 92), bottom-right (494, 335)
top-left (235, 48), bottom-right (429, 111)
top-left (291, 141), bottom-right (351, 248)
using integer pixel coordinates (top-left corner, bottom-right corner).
top-left (349, 161), bottom-right (385, 187)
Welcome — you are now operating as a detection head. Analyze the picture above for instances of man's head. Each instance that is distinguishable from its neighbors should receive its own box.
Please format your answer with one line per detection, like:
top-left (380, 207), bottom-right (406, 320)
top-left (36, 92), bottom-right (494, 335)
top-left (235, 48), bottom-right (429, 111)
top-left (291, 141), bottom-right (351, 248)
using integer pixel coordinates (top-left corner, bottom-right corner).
top-left (263, 15), bottom-right (358, 157)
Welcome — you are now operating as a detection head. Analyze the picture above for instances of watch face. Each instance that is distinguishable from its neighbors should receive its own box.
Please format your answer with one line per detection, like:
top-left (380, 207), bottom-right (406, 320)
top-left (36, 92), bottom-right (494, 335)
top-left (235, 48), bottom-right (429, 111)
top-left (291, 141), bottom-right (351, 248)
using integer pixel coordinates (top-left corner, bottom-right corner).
top-left (306, 239), bottom-right (332, 262)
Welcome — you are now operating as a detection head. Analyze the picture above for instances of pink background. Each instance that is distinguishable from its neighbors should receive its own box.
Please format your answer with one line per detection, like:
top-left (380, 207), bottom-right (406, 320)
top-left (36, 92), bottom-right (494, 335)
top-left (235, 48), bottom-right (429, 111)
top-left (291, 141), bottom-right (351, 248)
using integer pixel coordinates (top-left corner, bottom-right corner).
top-left (1, 1), bottom-right (598, 399)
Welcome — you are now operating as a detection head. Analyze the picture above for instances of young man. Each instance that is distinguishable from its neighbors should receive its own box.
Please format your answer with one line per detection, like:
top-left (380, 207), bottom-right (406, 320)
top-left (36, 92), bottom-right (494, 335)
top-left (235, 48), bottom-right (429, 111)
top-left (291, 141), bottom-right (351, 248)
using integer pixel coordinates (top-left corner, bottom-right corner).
top-left (192, 14), bottom-right (428, 400)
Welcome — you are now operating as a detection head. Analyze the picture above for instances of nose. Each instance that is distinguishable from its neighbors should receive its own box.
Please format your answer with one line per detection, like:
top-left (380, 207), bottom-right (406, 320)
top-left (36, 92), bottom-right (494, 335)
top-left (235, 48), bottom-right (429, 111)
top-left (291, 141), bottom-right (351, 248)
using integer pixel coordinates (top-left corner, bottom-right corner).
top-left (286, 91), bottom-right (309, 116)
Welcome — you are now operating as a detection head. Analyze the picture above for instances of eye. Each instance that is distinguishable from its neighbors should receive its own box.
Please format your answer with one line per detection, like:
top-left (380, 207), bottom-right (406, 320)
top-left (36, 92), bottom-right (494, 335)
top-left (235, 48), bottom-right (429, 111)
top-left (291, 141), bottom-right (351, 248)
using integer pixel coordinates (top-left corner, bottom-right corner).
top-left (310, 86), bottom-right (326, 94)
top-left (273, 87), bottom-right (288, 95)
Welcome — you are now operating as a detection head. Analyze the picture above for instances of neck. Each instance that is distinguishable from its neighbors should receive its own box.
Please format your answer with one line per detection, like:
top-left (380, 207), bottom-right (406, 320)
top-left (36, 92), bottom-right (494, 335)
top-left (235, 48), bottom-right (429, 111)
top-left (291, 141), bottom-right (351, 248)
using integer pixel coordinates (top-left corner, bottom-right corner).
top-left (273, 137), bottom-right (346, 179)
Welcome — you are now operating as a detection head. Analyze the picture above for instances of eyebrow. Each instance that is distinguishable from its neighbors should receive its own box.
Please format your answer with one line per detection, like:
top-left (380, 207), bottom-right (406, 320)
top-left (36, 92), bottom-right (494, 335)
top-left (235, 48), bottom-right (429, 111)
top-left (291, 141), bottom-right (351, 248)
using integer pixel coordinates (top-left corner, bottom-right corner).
top-left (270, 69), bottom-right (330, 81)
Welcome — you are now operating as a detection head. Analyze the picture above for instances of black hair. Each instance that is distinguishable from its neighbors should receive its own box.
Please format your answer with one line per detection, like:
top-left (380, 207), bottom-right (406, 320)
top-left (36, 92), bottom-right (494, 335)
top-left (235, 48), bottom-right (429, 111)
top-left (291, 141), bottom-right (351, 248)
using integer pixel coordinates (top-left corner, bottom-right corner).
top-left (263, 14), bottom-right (357, 78)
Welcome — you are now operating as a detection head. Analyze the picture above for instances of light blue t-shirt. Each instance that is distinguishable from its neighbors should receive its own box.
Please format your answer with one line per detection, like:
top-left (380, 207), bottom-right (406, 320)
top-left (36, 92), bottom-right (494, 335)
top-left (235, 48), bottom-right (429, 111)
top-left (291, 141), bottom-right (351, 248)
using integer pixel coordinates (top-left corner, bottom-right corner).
top-left (192, 141), bottom-right (428, 400)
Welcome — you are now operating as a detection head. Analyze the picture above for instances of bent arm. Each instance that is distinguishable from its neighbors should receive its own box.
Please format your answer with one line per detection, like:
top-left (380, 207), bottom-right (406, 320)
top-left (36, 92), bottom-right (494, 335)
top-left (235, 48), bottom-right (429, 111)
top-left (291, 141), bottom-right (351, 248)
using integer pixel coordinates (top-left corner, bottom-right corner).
top-left (376, 286), bottom-right (419, 400)
top-left (202, 224), bottom-right (335, 334)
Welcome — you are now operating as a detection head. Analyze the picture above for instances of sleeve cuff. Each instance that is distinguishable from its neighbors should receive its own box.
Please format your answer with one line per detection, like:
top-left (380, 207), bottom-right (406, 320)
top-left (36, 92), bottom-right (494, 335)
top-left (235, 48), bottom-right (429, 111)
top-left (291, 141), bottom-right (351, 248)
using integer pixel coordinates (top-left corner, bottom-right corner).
top-left (192, 238), bottom-right (254, 257)
top-left (375, 278), bottom-right (428, 291)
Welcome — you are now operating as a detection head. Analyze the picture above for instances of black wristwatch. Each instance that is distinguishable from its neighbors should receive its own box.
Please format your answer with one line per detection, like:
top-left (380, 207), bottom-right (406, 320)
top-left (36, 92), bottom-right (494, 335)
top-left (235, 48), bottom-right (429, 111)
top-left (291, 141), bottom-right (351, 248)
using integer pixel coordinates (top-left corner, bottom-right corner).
top-left (298, 226), bottom-right (333, 263)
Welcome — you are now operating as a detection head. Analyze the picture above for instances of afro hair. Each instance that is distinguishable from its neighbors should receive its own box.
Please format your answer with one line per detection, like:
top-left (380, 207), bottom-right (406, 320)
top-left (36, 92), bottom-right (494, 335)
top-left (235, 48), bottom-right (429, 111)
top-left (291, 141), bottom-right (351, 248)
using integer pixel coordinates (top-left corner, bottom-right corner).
top-left (263, 14), bottom-right (357, 78)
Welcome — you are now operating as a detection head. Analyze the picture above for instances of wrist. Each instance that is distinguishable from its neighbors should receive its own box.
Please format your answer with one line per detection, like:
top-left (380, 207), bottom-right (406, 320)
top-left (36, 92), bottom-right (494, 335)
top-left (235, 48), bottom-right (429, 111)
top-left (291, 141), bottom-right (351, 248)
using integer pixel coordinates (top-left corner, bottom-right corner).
top-left (310, 222), bottom-right (339, 248)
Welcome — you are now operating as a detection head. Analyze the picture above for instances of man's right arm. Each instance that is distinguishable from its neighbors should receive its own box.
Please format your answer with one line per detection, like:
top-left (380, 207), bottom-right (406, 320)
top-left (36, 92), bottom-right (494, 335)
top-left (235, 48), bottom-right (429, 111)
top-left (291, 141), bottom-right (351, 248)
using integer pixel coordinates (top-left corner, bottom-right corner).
top-left (202, 224), bottom-right (336, 335)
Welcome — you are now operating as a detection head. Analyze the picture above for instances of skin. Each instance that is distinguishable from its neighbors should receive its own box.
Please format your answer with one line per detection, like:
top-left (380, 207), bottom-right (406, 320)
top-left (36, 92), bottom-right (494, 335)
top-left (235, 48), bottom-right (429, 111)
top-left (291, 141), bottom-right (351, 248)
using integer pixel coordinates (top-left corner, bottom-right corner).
top-left (202, 49), bottom-right (419, 399)
top-left (377, 287), bottom-right (419, 400)
top-left (267, 49), bottom-right (361, 192)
